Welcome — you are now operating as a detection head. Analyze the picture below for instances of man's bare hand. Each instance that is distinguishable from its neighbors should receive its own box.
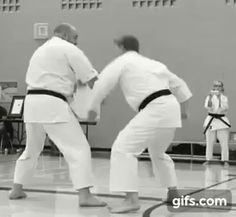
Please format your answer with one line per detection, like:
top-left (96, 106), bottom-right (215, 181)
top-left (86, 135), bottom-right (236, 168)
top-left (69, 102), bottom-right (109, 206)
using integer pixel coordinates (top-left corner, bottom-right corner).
top-left (180, 100), bottom-right (190, 120)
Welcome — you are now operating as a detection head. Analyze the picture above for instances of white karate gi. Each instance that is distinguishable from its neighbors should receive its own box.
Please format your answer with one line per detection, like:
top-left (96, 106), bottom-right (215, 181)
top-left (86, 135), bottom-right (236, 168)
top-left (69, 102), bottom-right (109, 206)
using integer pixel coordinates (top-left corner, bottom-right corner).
top-left (14, 37), bottom-right (97, 190)
top-left (89, 51), bottom-right (192, 192)
top-left (203, 94), bottom-right (230, 161)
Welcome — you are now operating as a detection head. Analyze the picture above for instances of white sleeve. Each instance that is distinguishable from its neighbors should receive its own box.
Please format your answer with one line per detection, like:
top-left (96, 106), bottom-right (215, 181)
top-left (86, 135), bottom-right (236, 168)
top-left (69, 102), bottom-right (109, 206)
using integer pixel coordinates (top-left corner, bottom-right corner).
top-left (88, 58), bottom-right (123, 113)
top-left (67, 47), bottom-right (98, 83)
top-left (219, 95), bottom-right (229, 112)
top-left (204, 96), bottom-right (211, 109)
top-left (165, 67), bottom-right (192, 103)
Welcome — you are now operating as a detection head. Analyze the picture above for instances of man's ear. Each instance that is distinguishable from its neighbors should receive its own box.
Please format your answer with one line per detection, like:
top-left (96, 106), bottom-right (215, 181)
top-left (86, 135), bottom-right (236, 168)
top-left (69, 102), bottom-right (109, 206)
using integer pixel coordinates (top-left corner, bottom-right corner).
top-left (62, 32), bottom-right (69, 42)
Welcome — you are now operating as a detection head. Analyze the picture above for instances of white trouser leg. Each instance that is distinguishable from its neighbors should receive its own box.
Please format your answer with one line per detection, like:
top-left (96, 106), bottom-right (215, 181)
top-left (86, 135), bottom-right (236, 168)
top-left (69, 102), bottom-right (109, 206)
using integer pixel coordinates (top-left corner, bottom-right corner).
top-left (205, 130), bottom-right (216, 161)
top-left (109, 109), bottom-right (177, 192)
top-left (148, 128), bottom-right (177, 188)
top-left (43, 113), bottom-right (94, 190)
top-left (14, 123), bottom-right (46, 184)
top-left (217, 129), bottom-right (229, 161)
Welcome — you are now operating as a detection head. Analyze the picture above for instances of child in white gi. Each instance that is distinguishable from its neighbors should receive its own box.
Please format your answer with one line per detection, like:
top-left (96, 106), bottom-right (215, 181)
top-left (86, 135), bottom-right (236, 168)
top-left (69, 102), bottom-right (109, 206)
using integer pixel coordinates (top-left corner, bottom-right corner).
top-left (88, 35), bottom-right (192, 213)
top-left (203, 81), bottom-right (230, 167)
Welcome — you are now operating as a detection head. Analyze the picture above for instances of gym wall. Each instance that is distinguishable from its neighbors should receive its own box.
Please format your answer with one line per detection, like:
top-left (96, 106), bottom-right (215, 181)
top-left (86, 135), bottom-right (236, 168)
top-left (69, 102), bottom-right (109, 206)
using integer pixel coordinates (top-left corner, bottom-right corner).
top-left (0, 0), bottom-right (236, 148)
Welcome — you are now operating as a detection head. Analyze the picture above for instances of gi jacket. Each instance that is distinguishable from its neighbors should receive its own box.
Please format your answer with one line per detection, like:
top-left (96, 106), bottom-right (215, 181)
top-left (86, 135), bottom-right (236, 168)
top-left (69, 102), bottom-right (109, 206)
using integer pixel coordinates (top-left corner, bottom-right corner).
top-left (88, 51), bottom-right (192, 128)
top-left (24, 37), bottom-right (97, 123)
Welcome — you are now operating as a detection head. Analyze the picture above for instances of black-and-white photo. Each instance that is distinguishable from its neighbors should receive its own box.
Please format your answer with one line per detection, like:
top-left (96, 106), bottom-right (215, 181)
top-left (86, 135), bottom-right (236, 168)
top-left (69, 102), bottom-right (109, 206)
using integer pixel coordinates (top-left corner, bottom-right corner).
top-left (0, 0), bottom-right (236, 216)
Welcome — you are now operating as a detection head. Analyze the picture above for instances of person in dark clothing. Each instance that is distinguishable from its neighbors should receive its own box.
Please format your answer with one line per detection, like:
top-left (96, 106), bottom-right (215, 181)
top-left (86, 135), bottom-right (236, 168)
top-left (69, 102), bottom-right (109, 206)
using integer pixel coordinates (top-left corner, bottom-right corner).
top-left (0, 105), bottom-right (14, 150)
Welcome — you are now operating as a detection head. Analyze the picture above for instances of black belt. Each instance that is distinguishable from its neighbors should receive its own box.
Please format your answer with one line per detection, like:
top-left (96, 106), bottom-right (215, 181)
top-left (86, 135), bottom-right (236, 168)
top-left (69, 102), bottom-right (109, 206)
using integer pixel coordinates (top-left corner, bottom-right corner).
top-left (138, 89), bottom-right (172, 111)
top-left (203, 113), bottom-right (231, 134)
top-left (27, 89), bottom-right (67, 102)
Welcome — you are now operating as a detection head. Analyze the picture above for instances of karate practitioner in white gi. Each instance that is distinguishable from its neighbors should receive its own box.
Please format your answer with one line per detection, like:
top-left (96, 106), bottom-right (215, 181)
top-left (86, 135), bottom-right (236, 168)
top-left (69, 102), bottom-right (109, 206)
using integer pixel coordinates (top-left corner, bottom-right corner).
top-left (87, 35), bottom-right (192, 213)
top-left (9, 23), bottom-right (106, 207)
top-left (203, 81), bottom-right (230, 167)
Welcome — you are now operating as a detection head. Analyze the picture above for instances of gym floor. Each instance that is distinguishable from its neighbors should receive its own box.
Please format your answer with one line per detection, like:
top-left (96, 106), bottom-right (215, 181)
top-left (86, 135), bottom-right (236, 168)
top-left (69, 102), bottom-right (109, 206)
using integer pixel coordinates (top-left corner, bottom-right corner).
top-left (0, 154), bottom-right (236, 217)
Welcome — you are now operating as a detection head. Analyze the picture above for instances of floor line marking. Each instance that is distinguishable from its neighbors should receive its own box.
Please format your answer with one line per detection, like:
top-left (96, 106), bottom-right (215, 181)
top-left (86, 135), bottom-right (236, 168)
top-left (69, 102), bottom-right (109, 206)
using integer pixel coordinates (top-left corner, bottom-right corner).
top-left (143, 176), bottom-right (236, 217)
top-left (0, 187), bottom-right (162, 202)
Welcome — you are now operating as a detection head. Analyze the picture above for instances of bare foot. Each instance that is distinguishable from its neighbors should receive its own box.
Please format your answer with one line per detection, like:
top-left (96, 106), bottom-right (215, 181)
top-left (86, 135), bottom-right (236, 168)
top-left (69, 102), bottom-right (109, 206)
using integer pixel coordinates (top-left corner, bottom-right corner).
top-left (79, 195), bottom-right (107, 207)
top-left (9, 190), bottom-right (27, 200)
top-left (109, 199), bottom-right (141, 213)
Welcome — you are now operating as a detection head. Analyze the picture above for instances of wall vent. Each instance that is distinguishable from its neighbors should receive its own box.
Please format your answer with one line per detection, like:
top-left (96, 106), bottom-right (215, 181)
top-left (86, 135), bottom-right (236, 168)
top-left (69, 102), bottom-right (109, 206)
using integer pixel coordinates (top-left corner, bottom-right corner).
top-left (61, 0), bottom-right (102, 10)
top-left (0, 0), bottom-right (20, 13)
top-left (132, 0), bottom-right (177, 8)
top-left (225, 0), bottom-right (236, 5)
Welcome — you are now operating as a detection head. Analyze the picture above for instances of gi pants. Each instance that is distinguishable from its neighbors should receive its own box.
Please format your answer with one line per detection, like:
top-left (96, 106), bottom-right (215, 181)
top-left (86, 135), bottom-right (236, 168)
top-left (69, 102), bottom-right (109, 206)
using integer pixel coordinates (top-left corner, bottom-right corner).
top-left (205, 128), bottom-right (229, 161)
top-left (110, 97), bottom-right (179, 192)
top-left (13, 111), bottom-right (94, 190)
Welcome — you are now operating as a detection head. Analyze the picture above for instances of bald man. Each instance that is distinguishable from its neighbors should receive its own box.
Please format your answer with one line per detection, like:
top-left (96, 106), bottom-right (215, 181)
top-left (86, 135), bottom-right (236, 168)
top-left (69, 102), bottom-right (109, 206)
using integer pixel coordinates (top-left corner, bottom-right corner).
top-left (9, 23), bottom-right (106, 207)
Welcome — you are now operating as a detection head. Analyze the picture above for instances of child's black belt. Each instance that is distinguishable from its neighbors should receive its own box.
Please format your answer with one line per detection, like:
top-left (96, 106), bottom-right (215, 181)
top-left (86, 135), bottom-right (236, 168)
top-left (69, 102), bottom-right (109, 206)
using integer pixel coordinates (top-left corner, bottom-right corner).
top-left (203, 113), bottom-right (231, 134)
top-left (138, 89), bottom-right (172, 111)
top-left (27, 89), bottom-right (67, 102)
